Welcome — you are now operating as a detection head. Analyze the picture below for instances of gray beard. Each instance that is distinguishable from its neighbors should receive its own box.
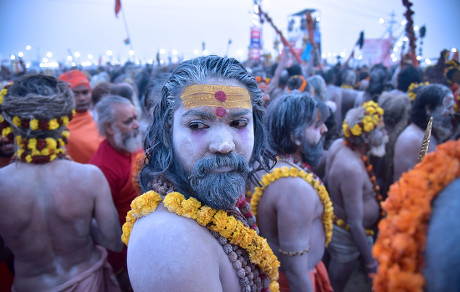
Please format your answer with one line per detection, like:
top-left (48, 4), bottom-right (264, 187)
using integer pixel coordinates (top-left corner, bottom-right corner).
top-left (113, 127), bottom-right (142, 153)
top-left (187, 154), bottom-right (250, 210)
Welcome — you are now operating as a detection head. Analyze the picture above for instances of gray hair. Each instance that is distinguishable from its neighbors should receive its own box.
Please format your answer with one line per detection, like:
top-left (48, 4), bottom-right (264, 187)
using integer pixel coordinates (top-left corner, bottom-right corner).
top-left (141, 55), bottom-right (276, 192)
top-left (307, 75), bottom-right (328, 101)
top-left (95, 95), bottom-right (133, 137)
top-left (2, 74), bottom-right (74, 139)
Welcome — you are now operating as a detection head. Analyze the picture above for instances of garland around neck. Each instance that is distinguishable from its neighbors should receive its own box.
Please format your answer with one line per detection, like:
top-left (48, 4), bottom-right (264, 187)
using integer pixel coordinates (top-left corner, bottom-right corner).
top-left (122, 191), bottom-right (280, 292)
top-left (250, 166), bottom-right (334, 246)
top-left (373, 139), bottom-right (460, 292)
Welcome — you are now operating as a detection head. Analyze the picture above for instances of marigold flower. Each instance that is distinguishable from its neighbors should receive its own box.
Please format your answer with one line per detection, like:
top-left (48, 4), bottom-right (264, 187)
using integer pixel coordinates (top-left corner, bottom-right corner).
top-left (30, 119), bottom-right (39, 130)
top-left (49, 119), bottom-right (59, 130)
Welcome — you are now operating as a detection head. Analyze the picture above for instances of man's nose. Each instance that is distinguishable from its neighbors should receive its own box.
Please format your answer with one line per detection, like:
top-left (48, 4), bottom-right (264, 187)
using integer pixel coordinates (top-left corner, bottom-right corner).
top-left (132, 119), bottom-right (140, 130)
top-left (320, 123), bottom-right (328, 134)
top-left (209, 129), bottom-right (235, 154)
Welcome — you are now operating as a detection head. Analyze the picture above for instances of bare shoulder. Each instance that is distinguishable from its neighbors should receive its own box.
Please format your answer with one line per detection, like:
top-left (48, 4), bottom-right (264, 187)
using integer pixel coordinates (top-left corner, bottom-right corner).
top-left (396, 126), bottom-right (423, 151)
top-left (263, 166), bottom-right (319, 211)
top-left (127, 205), bottom-right (223, 291)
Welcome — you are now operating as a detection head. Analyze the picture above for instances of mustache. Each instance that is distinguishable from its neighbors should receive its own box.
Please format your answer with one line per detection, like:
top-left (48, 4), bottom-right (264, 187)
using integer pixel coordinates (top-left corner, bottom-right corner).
top-left (189, 154), bottom-right (251, 179)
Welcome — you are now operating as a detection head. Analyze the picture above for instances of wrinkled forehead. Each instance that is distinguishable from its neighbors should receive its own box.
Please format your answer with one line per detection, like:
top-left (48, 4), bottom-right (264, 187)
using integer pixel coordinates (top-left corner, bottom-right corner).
top-left (179, 81), bottom-right (252, 118)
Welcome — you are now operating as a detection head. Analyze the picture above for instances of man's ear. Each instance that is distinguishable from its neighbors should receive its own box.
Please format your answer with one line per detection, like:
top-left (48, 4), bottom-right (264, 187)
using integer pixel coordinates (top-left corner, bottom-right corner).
top-left (425, 104), bottom-right (432, 116)
top-left (105, 122), bottom-right (114, 136)
top-left (362, 131), bottom-right (370, 144)
top-left (290, 133), bottom-right (301, 146)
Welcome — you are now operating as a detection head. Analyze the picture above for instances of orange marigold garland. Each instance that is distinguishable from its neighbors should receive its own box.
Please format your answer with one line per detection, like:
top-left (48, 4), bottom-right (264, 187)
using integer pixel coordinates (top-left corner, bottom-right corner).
top-left (372, 139), bottom-right (460, 292)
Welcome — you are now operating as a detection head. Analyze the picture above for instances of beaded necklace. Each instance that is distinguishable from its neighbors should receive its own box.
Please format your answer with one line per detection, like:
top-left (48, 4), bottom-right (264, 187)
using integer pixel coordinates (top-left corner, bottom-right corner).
top-left (343, 140), bottom-right (385, 219)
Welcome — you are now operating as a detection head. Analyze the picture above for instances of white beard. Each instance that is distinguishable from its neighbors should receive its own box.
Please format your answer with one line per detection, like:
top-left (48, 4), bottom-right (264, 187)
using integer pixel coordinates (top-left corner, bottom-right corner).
top-left (369, 135), bottom-right (388, 157)
top-left (113, 127), bottom-right (142, 153)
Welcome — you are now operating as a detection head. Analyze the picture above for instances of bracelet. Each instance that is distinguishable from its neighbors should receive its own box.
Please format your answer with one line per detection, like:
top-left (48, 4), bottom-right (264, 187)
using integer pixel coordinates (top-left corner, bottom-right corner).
top-left (278, 246), bottom-right (310, 257)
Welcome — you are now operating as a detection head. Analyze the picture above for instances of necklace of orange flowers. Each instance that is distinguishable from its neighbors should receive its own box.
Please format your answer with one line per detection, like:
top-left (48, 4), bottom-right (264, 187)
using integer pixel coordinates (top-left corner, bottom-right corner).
top-left (122, 191), bottom-right (280, 292)
top-left (373, 139), bottom-right (460, 292)
top-left (343, 140), bottom-right (385, 219)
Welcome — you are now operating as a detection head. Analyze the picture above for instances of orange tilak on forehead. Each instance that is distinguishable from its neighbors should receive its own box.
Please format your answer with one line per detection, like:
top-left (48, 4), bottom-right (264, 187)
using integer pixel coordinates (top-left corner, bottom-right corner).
top-left (180, 84), bottom-right (251, 118)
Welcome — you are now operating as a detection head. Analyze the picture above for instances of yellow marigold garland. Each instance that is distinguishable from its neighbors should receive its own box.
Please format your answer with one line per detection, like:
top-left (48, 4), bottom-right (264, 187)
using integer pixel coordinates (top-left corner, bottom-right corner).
top-left (122, 190), bottom-right (280, 292)
top-left (15, 135), bottom-right (67, 163)
top-left (250, 166), bottom-right (334, 246)
top-left (342, 100), bottom-right (384, 138)
top-left (372, 139), bottom-right (460, 292)
top-left (407, 81), bottom-right (430, 101)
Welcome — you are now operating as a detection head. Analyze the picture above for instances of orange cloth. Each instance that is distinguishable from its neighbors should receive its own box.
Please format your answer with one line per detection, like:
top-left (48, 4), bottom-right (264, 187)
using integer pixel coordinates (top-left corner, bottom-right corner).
top-left (278, 261), bottom-right (333, 292)
top-left (66, 111), bottom-right (103, 164)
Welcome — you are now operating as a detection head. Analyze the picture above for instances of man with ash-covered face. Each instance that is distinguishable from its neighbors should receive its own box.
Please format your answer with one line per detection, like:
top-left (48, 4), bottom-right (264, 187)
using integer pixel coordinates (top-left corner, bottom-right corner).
top-left (324, 101), bottom-right (388, 292)
top-left (393, 84), bottom-right (454, 182)
top-left (123, 56), bottom-right (280, 291)
top-left (249, 92), bottom-right (333, 292)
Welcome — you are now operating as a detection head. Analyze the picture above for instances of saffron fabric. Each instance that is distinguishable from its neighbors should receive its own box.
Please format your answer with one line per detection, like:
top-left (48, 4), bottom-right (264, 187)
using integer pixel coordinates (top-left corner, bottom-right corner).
top-left (67, 111), bottom-right (103, 164)
top-left (278, 261), bottom-right (333, 292)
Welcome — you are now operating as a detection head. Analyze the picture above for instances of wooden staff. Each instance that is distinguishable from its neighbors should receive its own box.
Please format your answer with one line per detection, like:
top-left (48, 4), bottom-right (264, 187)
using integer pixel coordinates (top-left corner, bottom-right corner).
top-left (402, 0), bottom-right (418, 67)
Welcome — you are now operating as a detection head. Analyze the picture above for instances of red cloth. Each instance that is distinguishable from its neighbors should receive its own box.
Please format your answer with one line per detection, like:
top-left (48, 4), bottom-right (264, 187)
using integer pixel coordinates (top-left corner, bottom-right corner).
top-left (89, 139), bottom-right (140, 274)
top-left (58, 70), bottom-right (91, 91)
top-left (0, 261), bottom-right (13, 292)
top-left (67, 111), bottom-right (103, 164)
top-left (278, 261), bottom-right (333, 292)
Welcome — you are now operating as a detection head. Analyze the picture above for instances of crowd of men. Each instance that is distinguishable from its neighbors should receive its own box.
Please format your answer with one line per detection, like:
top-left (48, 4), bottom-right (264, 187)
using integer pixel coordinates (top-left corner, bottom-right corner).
top-left (0, 47), bottom-right (459, 292)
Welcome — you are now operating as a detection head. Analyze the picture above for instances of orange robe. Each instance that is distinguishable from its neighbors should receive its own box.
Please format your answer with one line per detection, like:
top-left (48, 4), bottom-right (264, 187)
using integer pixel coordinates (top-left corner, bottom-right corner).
top-left (66, 111), bottom-right (103, 164)
top-left (278, 261), bottom-right (333, 292)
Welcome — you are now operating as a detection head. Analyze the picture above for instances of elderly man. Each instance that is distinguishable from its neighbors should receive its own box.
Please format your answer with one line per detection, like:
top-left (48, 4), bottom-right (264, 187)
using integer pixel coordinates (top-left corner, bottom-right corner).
top-left (123, 55), bottom-right (280, 291)
top-left (0, 75), bottom-right (122, 292)
top-left (58, 69), bottom-right (103, 163)
top-left (250, 93), bottom-right (333, 292)
top-left (89, 95), bottom-right (142, 290)
top-left (393, 84), bottom-right (454, 181)
top-left (324, 101), bottom-right (388, 292)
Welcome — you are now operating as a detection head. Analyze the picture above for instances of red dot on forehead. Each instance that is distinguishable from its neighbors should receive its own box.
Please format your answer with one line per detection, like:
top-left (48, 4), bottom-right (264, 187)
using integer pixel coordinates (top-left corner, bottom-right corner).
top-left (215, 107), bottom-right (227, 118)
top-left (214, 90), bottom-right (227, 102)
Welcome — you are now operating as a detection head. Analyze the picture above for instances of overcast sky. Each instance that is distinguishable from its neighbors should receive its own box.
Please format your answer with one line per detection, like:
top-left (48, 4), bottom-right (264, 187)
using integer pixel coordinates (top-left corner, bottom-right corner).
top-left (1, 0), bottom-right (459, 66)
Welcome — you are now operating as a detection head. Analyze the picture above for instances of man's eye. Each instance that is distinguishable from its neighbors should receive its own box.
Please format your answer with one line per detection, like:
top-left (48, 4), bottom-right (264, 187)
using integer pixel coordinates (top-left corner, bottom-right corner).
top-left (230, 120), bottom-right (248, 128)
top-left (188, 122), bottom-right (207, 130)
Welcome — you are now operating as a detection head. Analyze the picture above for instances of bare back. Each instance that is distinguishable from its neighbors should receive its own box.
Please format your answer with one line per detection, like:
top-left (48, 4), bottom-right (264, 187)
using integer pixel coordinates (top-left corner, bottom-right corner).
top-left (0, 160), bottom-right (121, 291)
top-left (255, 164), bottom-right (324, 291)
top-left (324, 139), bottom-right (379, 228)
top-left (393, 123), bottom-right (437, 182)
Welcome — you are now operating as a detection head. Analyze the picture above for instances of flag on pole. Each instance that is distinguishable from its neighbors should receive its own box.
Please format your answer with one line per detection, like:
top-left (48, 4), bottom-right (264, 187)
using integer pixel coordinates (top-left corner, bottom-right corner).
top-left (115, 0), bottom-right (121, 17)
top-left (124, 38), bottom-right (130, 45)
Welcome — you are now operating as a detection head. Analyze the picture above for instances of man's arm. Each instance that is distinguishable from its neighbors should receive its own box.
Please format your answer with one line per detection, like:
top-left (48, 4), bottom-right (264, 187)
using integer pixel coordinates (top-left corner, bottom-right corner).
top-left (274, 178), bottom-right (316, 292)
top-left (128, 209), bottom-right (224, 292)
top-left (339, 162), bottom-right (377, 273)
top-left (87, 165), bottom-right (123, 252)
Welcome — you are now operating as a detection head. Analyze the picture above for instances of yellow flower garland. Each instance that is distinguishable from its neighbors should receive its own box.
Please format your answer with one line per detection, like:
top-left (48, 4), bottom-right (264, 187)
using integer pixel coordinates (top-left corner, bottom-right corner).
top-left (16, 135), bottom-right (67, 163)
top-left (122, 191), bottom-right (280, 292)
top-left (342, 100), bottom-right (384, 139)
top-left (250, 166), bottom-right (334, 246)
top-left (407, 81), bottom-right (430, 101)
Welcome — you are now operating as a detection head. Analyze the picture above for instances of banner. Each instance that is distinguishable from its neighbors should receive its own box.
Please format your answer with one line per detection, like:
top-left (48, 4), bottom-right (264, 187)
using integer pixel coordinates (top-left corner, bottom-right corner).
top-left (361, 38), bottom-right (394, 67)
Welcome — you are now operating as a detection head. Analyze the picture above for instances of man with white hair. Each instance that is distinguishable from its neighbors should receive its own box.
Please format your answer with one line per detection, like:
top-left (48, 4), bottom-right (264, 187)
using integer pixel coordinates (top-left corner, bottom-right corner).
top-left (89, 95), bottom-right (143, 291)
